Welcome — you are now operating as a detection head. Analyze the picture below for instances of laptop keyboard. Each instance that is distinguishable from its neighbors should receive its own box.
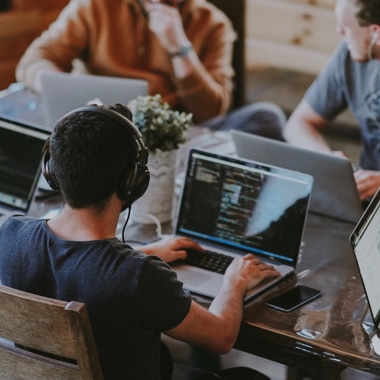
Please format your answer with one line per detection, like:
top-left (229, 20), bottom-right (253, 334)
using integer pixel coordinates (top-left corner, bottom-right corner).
top-left (184, 249), bottom-right (234, 274)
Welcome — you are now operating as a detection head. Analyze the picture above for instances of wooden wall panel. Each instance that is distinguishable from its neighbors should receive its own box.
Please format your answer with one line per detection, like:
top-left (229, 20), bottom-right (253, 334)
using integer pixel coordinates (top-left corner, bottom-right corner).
top-left (246, 38), bottom-right (331, 74)
top-left (0, 0), bottom-right (69, 90)
top-left (246, 0), bottom-right (341, 74)
top-left (281, 0), bottom-right (334, 8)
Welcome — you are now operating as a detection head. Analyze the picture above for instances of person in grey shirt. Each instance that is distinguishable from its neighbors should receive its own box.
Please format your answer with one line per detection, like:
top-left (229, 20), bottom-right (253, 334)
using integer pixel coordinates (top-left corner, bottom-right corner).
top-left (284, 0), bottom-right (380, 202)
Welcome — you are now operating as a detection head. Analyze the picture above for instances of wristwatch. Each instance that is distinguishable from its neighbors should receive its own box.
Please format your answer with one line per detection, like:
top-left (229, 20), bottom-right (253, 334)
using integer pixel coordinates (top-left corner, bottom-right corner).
top-left (169, 42), bottom-right (193, 58)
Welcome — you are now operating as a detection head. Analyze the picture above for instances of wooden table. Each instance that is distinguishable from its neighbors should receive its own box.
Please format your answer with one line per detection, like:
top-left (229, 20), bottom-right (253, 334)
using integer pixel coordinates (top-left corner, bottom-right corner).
top-left (117, 210), bottom-right (380, 379)
top-left (237, 211), bottom-right (380, 379)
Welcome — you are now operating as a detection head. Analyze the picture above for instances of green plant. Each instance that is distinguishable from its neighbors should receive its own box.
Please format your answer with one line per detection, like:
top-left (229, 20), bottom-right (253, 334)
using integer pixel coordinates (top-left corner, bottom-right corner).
top-left (128, 94), bottom-right (193, 153)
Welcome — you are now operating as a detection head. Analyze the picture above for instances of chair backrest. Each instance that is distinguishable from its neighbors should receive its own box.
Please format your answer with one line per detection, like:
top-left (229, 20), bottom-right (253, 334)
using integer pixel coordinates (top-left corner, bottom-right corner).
top-left (0, 284), bottom-right (104, 380)
top-left (207, 0), bottom-right (246, 109)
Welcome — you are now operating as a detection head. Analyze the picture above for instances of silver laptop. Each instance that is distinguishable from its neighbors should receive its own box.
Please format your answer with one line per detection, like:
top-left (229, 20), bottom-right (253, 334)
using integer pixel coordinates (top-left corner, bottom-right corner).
top-left (171, 149), bottom-right (313, 302)
top-left (231, 130), bottom-right (363, 224)
top-left (350, 188), bottom-right (380, 328)
top-left (40, 72), bottom-right (149, 127)
top-left (0, 115), bottom-right (50, 225)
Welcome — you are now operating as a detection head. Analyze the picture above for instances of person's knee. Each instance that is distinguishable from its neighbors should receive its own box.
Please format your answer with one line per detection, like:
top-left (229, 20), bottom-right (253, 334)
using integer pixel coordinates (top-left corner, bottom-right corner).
top-left (201, 102), bottom-right (287, 140)
top-left (253, 101), bottom-right (287, 128)
top-left (233, 102), bottom-right (286, 140)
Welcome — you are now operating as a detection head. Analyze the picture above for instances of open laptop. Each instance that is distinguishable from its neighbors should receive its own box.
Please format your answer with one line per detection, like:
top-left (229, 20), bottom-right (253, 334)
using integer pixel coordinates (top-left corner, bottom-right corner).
top-left (231, 130), bottom-right (363, 223)
top-left (171, 149), bottom-right (313, 301)
top-left (350, 188), bottom-right (380, 329)
top-left (0, 115), bottom-right (50, 225)
top-left (40, 72), bottom-right (149, 127)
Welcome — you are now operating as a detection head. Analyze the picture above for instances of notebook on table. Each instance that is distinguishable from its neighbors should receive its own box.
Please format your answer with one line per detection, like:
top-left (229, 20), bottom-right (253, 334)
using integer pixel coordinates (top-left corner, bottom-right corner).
top-left (0, 115), bottom-right (50, 226)
top-left (231, 130), bottom-right (363, 224)
top-left (350, 188), bottom-right (380, 329)
top-left (171, 149), bottom-right (313, 302)
top-left (40, 72), bottom-right (149, 127)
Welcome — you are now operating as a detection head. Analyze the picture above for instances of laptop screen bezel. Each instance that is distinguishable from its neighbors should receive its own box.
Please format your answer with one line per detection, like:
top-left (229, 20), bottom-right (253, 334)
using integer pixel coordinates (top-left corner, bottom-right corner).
top-left (350, 188), bottom-right (380, 329)
top-left (0, 115), bottom-right (51, 214)
top-left (174, 148), bottom-right (313, 267)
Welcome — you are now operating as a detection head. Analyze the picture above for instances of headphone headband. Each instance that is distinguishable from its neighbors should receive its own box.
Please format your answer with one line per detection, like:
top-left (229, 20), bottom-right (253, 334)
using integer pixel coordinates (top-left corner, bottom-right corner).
top-left (65, 105), bottom-right (149, 165)
top-left (42, 105), bottom-right (150, 206)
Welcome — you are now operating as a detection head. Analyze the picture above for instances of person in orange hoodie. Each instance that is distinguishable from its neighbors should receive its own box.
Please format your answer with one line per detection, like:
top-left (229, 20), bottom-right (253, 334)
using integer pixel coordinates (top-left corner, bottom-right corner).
top-left (16, 0), bottom-right (285, 138)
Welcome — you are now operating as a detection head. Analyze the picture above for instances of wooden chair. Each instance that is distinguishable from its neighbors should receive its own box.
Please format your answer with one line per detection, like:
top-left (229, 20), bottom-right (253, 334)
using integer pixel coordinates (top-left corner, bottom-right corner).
top-left (0, 284), bottom-right (103, 380)
top-left (207, 0), bottom-right (247, 109)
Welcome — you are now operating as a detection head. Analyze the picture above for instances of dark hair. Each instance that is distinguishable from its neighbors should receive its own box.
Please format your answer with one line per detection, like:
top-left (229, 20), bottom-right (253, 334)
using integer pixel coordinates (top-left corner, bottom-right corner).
top-left (355, 0), bottom-right (380, 26)
top-left (49, 104), bottom-right (137, 211)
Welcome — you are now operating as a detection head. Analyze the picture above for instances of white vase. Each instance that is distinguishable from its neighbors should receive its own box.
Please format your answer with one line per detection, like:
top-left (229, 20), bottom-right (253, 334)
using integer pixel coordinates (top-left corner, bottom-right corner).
top-left (131, 149), bottom-right (178, 224)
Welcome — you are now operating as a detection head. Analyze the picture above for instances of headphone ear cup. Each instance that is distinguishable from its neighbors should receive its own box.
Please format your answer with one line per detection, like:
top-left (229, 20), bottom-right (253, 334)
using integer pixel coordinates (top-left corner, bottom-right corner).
top-left (118, 162), bottom-right (150, 206)
top-left (41, 140), bottom-right (60, 191)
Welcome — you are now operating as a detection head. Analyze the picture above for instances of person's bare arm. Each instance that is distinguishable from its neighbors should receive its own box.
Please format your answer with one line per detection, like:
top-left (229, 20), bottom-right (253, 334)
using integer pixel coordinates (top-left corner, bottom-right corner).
top-left (354, 169), bottom-right (380, 201)
top-left (283, 99), bottom-right (334, 154)
top-left (164, 254), bottom-right (280, 354)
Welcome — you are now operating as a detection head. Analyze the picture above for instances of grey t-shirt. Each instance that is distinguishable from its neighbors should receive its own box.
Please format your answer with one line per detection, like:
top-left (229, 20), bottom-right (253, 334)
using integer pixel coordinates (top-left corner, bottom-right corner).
top-left (0, 216), bottom-right (192, 380)
top-left (305, 41), bottom-right (380, 170)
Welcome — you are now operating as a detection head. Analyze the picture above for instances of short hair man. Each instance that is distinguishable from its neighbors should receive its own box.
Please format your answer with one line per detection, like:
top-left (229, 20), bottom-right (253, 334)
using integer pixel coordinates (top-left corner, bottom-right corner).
top-left (15, 0), bottom-right (285, 138)
top-left (284, 0), bottom-right (380, 202)
top-left (0, 104), bottom-right (279, 379)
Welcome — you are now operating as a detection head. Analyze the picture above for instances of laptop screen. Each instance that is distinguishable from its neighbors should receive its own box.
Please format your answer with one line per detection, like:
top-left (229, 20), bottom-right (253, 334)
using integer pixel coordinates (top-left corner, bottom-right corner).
top-left (40, 72), bottom-right (149, 127)
top-left (175, 149), bottom-right (313, 266)
top-left (350, 189), bottom-right (380, 328)
top-left (0, 117), bottom-right (50, 213)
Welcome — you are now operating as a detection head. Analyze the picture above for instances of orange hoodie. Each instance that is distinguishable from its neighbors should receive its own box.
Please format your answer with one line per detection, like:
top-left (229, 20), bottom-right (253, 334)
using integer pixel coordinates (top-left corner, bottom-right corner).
top-left (16, 0), bottom-right (235, 123)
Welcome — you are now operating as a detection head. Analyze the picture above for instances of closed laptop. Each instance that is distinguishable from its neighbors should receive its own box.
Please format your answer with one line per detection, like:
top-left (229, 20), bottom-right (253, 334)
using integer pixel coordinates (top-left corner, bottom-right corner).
top-left (231, 130), bottom-right (363, 223)
top-left (40, 72), bottom-right (149, 127)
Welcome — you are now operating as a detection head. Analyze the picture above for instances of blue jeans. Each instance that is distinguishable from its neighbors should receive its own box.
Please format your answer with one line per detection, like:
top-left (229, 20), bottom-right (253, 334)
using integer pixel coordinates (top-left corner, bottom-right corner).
top-left (202, 102), bottom-right (286, 141)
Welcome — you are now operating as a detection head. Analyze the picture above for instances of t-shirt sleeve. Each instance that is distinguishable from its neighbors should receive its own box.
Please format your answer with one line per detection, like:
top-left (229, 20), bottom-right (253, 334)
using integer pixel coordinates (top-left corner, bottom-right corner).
top-left (135, 257), bottom-right (192, 331)
top-left (304, 41), bottom-right (349, 120)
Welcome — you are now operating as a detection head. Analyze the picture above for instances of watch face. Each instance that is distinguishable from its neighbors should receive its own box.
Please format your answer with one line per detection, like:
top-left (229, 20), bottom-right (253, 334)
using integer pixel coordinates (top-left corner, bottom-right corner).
top-left (170, 42), bottom-right (193, 57)
top-left (180, 43), bottom-right (192, 56)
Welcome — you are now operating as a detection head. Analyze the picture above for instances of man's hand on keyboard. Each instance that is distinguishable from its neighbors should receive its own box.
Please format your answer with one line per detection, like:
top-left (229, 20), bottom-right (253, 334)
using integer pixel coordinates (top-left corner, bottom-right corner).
top-left (225, 254), bottom-right (281, 290)
top-left (138, 235), bottom-right (205, 263)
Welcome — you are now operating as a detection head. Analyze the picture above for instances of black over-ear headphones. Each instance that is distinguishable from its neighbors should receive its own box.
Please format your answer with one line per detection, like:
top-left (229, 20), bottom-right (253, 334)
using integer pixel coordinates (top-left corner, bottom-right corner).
top-left (42, 105), bottom-right (150, 207)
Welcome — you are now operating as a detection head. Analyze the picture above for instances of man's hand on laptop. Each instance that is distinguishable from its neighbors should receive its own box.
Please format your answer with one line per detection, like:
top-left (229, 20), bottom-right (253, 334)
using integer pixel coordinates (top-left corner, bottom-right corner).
top-left (225, 254), bottom-right (281, 290)
top-left (354, 168), bottom-right (380, 201)
top-left (138, 236), bottom-right (204, 263)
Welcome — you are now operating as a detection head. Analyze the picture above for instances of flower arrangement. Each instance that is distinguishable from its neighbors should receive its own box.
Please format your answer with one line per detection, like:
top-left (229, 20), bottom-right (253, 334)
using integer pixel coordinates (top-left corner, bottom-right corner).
top-left (127, 94), bottom-right (193, 153)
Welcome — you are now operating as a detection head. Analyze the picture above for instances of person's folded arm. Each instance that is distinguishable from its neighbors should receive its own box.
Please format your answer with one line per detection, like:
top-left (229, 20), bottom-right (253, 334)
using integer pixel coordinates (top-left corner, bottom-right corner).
top-left (172, 24), bottom-right (235, 123)
top-left (146, 1), bottom-right (234, 123)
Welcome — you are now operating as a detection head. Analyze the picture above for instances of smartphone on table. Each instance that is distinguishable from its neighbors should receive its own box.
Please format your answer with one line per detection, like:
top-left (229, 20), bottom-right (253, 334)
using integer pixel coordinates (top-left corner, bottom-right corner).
top-left (266, 285), bottom-right (321, 312)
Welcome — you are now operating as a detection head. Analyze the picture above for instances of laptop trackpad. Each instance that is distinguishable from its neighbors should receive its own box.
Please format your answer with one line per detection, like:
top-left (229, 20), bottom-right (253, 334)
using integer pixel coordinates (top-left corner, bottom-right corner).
top-left (174, 266), bottom-right (223, 297)
top-left (177, 270), bottom-right (211, 286)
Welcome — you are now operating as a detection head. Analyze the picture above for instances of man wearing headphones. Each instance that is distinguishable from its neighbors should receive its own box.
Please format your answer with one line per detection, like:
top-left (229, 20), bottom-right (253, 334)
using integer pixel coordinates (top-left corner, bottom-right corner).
top-left (283, 0), bottom-right (380, 203)
top-left (0, 104), bottom-right (280, 380)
